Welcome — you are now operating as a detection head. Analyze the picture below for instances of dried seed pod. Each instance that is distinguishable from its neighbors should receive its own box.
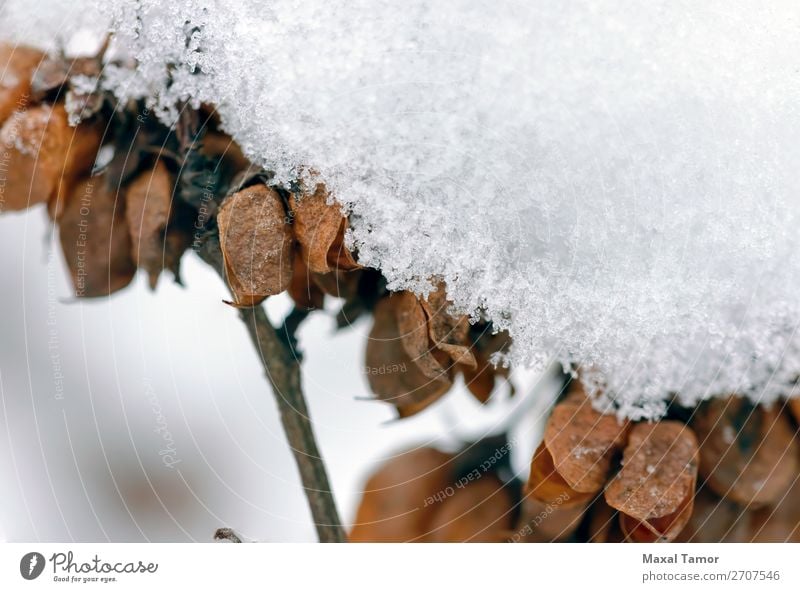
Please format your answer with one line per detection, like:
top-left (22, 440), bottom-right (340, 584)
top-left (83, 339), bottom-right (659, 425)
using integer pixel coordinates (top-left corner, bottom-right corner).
top-left (541, 397), bottom-right (629, 494)
top-left (691, 397), bottom-right (799, 507)
top-left (311, 268), bottom-right (362, 301)
top-left (125, 161), bottom-right (175, 289)
top-left (287, 253), bottom-right (325, 311)
top-left (419, 283), bottom-right (476, 369)
top-left (0, 103), bottom-right (101, 214)
top-left (217, 185), bottom-right (294, 306)
top-left (514, 491), bottom-right (590, 542)
top-left (787, 398), bottom-right (800, 426)
top-left (290, 182), bottom-right (359, 273)
top-left (675, 487), bottom-right (752, 543)
top-left (365, 295), bottom-right (452, 418)
top-left (350, 447), bottom-right (454, 542)
top-left (747, 473), bottom-right (800, 542)
top-left (58, 174), bottom-right (136, 297)
top-left (427, 476), bottom-right (514, 542)
top-left (394, 291), bottom-right (451, 381)
top-left (461, 327), bottom-right (512, 403)
top-left (585, 498), bottom-right (624, 543)
top-left (0, 44), bottom-right (43, 123)
top-left (605, 421), bottom-right (699, 542)
top-left (526, 393), bottom-right (629, 539)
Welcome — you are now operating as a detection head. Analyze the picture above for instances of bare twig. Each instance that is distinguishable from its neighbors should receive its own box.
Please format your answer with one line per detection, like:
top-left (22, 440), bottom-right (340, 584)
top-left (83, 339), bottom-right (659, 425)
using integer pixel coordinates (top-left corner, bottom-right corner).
top-left (198, 235), bottom-right (346, 543)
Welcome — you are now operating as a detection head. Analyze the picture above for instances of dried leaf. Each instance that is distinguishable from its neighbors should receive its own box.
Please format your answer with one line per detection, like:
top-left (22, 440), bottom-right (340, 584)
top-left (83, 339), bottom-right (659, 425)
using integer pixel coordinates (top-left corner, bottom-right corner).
top-left (125, 161), bottom-right (175, 289)
top-left (0, 103), bottom-right (101, 214)
top-left (290, 182), bottom-right (358, 273)
top-left (58, 174), bottom-right (136, 297)
top-left (365, 295), bottom-right (452, 418)
top-left (217, 185), bottom-right (294, 306)
top-left (427, 476), bottom-right (514, 542)
top-left (350, 447), bottom-right (454, 542)
top-left (420, 283), bottom-right (476, 369)
top-left (0, 44), bottom-right (43, 123)
top-left (691, 397), bottom-right (799, 507)
top-left (542, 398), bottom-right (629, 493)
top-left (605, 421), bottom-right (698, 542)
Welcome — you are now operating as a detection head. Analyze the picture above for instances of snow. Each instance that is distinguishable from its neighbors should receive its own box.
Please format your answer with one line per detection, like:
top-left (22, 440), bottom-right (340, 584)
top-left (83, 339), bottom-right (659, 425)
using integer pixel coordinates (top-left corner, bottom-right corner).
top-left (3, 1), bottom-right (800, 419)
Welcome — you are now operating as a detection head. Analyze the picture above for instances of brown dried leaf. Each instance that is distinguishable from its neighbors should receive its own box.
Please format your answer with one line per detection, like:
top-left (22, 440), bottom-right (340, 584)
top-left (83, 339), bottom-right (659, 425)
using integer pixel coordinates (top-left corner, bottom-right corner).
top-left (691, 397), bottom-right (799, 507)
top-left (0, 44), bottom-right (43, 123)
top-left (605, 421), bottom-right (698, 542)
top-left (543, 399), bottom-right (630, 493)
top-left (217, 185), bottom-right (294, 306)
top-left (427, 476), bottom-right (514, 542)
top-left (420, 283), bottom-right (476, 369)
top-left (350, 447), bottom-right (454, 542)
top-left (0, 103), bottom-right (101, 214)
top-left (125, 161), bottom-right (174, 289)
top-left (311, 268), bottom-right (362, 300)
top-left (290, 182), bottom-right (358, 273)
top-left (58, 174), bottom-right (136, 297)
top-left (365, 296), bottom-right (452, 418)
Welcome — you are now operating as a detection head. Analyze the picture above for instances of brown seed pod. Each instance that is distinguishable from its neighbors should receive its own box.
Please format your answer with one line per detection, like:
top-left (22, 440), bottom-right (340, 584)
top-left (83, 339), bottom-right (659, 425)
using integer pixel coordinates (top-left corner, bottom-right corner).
top-left (605, 421), bottom-right (699, 542)
top-left (125, 161), bottom-right (175, 289)
top-left (747, 473), bottom-right (800, 542)
top-left (394, 291), bottom-right (451, 382)
top-left (350, 447), bottom-right (454, 542)
top-left (0, 103), bottom-right (101, 214)
top-left (365, 295), bottom-right (452, 418)
top-left (691, 396), bottom-right (799, 507)
top-left (427, 475), bottom-right (514, 542)
top-left (541, 398), bottom-right (630, 494)
top-left (514, 491), bottom-right (590, 542)
top-left (787, 398), bottom-right (800, 426)
top-left (217, 185), bottom-right (294, 306)
top-left (0, 44), bottom-right (43, 124)
top-left (461, 327), bottom-right (512, 403)
top-left (585, 498), bottom-right (624, 543)
top-left (290, 182), bottom-right (359, 274)
top-left (287, 252), bottom-right (325, 311)
top-left (419, 283), bottom-right (476, 369)
top-left (58, 174), bottom-right (136, 297)
top-left (675, 487), bottom-right (752, 543)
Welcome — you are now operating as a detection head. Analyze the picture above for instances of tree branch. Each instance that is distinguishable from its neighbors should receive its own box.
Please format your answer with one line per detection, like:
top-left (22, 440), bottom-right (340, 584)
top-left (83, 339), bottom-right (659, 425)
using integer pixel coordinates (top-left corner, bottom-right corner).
top-left (198, 235), bottom-right (346, 543)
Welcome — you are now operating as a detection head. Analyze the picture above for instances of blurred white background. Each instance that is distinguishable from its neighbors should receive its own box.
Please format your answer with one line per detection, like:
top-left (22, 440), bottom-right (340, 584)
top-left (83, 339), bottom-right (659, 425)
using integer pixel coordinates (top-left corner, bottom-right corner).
top-left (0, 207), bottom-right (552, 542)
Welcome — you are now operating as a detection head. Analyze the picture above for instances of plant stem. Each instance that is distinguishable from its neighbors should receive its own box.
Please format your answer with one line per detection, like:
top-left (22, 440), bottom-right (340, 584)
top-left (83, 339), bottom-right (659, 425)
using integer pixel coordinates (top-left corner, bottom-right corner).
top-left (198, 236), bottom-right (346, 543)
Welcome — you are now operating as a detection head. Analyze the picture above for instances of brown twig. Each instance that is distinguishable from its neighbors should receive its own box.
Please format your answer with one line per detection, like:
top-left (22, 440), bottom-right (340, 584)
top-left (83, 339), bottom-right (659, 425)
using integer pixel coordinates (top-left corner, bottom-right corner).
top-left (198, 234), bottom-right (346, 543)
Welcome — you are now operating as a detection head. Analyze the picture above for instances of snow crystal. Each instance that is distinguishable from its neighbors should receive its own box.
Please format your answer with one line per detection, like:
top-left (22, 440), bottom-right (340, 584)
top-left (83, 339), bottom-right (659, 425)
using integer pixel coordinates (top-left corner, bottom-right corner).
top-left (3, 1), bottom-right (800, 419)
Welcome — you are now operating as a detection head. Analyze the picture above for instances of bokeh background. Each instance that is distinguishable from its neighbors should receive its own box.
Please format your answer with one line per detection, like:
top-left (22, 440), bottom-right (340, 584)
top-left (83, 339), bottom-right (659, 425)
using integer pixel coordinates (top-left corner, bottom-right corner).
top-left (0, 207), bottom-right (552, 542)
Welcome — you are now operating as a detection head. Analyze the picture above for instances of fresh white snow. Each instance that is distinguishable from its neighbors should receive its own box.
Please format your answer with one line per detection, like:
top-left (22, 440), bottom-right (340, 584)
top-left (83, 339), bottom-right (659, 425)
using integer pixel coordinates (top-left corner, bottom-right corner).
top-left (3, 0), bottom-right (800, 419)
